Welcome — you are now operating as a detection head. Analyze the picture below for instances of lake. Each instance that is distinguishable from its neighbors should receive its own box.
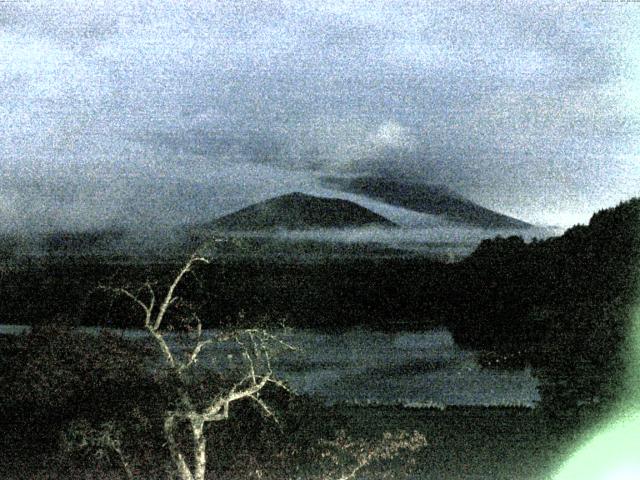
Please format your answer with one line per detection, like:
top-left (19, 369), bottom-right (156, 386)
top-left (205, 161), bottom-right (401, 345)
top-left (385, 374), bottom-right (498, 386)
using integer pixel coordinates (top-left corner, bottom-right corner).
top-left (0, 325), bottom-right (539, 408)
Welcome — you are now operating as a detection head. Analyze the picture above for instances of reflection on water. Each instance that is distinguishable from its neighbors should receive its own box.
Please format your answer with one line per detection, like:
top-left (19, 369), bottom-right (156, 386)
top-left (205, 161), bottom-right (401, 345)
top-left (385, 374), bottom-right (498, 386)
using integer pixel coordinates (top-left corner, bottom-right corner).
top-left (266, 328), bottom-right (539, 407)
top-left (0, 325), bottom-right (539, 407)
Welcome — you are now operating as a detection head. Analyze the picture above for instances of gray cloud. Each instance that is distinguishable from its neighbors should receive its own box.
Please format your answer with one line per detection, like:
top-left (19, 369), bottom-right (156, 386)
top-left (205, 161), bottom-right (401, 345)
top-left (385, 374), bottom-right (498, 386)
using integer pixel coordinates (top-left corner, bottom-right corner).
top-left (0, 0), bottom-right (639, 232)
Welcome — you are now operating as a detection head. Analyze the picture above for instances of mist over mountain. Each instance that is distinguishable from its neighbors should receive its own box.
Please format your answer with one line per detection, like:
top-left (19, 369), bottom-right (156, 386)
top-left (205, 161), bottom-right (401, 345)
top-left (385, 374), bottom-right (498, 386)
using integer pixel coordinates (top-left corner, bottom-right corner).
top-left (0, 189), bottom-right (556, 262)
top-left (322, 177), bottom-right (532, 229)
top-left (203, 192), bottom-right (397, 231)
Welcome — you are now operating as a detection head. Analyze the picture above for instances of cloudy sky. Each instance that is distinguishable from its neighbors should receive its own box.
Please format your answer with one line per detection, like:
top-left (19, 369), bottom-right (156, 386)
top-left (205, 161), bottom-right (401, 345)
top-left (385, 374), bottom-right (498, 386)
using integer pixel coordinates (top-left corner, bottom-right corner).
top-left (1, 0), bottom-right (639, 232)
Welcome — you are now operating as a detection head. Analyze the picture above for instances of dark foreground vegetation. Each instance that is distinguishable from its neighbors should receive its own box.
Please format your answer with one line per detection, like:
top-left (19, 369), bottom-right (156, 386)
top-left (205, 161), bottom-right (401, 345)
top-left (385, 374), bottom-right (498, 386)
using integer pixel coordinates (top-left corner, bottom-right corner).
top-left (0, 327), bottom-right (568, 480)
top-left (0, 326), bottom-right (429, 479)
top-left (1, 328), bottom-right (601, 480)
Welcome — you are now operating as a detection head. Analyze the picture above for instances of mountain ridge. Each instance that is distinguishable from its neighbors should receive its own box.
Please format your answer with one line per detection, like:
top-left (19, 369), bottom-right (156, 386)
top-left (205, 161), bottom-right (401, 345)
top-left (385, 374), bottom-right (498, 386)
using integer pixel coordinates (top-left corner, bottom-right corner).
top-left (321, 176), bottom-right (531, 229)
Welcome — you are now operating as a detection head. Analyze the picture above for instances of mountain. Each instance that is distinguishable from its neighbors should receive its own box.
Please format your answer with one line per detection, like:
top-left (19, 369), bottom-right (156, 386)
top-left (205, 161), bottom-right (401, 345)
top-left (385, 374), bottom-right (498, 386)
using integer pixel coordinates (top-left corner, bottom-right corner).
top-left (206, 192), bottom-right (397, 231)
top-left (322, 176), bottom-right (531, 229)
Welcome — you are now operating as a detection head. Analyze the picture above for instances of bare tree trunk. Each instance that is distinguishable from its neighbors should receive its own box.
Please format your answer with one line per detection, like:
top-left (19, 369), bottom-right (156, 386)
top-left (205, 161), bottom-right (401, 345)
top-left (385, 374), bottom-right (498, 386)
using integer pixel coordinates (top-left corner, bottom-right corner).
top-left (191, 417), bottom-right (207, 480)
top-left (164, 414), bottom-right (194, 480)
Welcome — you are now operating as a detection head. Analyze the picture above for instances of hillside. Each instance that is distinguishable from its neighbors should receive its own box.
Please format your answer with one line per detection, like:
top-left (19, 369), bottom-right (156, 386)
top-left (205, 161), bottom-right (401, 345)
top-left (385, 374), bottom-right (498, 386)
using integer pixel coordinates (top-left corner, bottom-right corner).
top-left (444, 197), bottom-right (640, 411)
top-left (206, 192), bottom-right (397, 231)
top-left (322, 176), bottom-right (531, 229)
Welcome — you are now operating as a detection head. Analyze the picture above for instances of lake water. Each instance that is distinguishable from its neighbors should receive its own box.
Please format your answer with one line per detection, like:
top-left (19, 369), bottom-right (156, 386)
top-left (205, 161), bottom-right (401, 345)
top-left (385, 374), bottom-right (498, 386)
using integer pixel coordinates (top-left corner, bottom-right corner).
top-left (1, 325), bottom-right (539, 408)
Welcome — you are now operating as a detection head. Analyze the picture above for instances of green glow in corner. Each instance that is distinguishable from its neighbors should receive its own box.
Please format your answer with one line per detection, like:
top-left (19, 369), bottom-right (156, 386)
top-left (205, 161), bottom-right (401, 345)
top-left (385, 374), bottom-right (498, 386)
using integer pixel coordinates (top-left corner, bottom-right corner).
top-left (552, 409), bottom-right (640, 479)
top-left (553, 302), bottom-right (640, 480)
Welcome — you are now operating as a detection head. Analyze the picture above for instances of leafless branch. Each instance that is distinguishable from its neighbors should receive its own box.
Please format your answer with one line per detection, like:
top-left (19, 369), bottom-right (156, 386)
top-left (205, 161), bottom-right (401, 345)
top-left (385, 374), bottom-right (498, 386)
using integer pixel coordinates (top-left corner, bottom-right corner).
top-left (179, 339), bottom-right (214, 373)
top-left (154, 255), bottom-right (209, 332)
top-left (250, 394), bottom-right (278, 423)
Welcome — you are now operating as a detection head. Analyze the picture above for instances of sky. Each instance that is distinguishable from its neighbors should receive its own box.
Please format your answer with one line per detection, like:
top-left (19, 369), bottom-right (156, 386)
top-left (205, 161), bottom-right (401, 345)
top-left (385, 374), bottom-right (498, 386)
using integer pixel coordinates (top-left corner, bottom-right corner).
top-left (1, 0), bottom-right (639, 233)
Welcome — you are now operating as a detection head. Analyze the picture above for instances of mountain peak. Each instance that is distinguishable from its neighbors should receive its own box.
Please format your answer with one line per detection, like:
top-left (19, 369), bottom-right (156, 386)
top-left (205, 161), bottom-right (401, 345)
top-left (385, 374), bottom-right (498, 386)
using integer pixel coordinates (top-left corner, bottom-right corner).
top-left (207, 192), bottom-right (397, 231)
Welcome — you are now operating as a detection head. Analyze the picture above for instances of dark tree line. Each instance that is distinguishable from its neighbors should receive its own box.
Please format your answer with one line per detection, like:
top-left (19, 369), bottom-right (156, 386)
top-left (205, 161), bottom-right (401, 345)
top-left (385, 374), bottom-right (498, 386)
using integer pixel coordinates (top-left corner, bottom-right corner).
top-left (0, 255), bottom-right (449, 331)
top-left (444, 198), bottom-right (640, 413)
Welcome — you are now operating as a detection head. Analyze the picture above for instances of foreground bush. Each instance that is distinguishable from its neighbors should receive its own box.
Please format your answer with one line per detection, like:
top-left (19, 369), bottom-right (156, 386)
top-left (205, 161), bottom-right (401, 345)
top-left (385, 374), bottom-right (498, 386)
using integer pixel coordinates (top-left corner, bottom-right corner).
top-left (0, 325), bottom-right (158, 451)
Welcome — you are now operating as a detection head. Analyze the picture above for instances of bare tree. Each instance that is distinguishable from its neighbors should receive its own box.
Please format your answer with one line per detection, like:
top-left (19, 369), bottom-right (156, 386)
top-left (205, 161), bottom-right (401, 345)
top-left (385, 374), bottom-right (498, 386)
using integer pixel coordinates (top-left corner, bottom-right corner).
top-left (109, 255), bottom-right (290, 480)
top-left (100, 254), bottom-right (429, 480)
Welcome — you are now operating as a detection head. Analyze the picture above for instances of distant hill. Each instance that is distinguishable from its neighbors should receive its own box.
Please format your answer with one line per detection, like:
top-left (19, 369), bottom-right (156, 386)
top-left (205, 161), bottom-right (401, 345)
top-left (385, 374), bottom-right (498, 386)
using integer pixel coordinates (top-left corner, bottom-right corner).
top-left (322, 176), bottom-right (531, 229)
top-left (206, 192), bottom-right (397, 231)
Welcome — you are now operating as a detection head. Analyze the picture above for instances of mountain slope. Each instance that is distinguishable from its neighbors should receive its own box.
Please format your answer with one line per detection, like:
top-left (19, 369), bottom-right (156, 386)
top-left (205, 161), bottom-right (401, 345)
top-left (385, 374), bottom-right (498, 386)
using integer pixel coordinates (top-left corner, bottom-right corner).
top-left (207, 192), bottom-right (397, 230)
top-left (322, 176), bottom-right (531, 229)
